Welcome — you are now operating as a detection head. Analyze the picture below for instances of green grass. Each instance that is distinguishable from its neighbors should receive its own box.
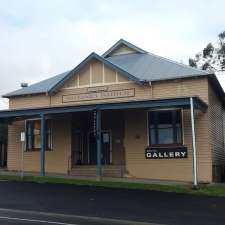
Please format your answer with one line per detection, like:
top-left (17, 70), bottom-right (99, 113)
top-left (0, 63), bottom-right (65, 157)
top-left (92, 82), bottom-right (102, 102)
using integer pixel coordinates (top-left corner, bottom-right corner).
top-left (0, 174), bottom-right (225, 197)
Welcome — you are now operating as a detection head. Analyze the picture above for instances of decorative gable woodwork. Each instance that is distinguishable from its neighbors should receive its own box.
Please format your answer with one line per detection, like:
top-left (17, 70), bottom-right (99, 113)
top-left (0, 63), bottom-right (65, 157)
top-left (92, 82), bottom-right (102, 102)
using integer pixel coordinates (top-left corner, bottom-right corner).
top-left (62, 59), bottom-right (131, 89)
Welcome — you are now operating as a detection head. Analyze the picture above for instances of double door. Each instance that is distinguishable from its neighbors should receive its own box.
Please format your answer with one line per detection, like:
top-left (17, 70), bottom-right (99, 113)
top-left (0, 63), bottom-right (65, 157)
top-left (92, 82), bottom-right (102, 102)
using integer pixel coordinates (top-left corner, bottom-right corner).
top-left (72, 130), bottom-right (111, 166)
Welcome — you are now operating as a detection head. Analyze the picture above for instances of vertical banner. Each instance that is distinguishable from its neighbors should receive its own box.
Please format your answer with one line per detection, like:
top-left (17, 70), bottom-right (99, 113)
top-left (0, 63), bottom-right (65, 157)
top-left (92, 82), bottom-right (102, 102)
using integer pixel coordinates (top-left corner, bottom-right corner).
top-left (93, 110), bottom-right (97, 137)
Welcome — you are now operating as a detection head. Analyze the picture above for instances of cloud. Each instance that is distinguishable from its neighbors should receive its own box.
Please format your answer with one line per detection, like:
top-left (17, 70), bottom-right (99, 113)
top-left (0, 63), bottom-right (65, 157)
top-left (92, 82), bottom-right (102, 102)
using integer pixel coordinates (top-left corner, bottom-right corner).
top-left (0, 0), bottom-right (224, 109)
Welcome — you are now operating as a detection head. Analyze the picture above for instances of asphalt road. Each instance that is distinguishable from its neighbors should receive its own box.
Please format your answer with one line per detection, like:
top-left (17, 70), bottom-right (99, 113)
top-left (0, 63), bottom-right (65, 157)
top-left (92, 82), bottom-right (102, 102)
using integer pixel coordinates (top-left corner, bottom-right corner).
top-left (0, 181), bottom-right (225, 225)
top-left (0, 208), bottom-right (156, 225)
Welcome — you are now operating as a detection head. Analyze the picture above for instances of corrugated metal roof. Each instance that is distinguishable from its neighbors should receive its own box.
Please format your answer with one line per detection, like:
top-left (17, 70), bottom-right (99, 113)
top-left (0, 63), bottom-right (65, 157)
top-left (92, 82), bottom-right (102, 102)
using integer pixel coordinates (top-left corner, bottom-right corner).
top-left (106, 53), bottom-right (209, 82)
top-left (3, 71), bottom-right (70, 97)
top-left (3, 39), bottom-right (211, 98)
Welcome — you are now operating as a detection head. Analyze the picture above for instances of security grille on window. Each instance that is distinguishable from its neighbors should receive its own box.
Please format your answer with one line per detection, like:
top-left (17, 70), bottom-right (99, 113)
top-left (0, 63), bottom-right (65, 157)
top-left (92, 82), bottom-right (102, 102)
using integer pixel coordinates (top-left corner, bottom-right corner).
top-left (26, 119), bottom-right (53, 151)
top-left (148, 110), bottom-right (182, 146)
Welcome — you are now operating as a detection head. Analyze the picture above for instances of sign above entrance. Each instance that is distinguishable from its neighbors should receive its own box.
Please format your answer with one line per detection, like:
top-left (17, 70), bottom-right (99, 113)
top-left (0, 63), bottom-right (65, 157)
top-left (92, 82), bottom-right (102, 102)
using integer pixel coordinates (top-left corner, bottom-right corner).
top-left (62, 88), bottom-right (135, 103)
top-left (145, 146), bottom-right (187, 159)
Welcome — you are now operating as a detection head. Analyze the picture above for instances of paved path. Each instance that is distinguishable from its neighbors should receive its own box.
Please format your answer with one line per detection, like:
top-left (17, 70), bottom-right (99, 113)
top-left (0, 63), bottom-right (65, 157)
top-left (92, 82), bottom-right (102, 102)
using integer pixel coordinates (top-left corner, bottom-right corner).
top-left (0, 181), bottom-right (225, 225)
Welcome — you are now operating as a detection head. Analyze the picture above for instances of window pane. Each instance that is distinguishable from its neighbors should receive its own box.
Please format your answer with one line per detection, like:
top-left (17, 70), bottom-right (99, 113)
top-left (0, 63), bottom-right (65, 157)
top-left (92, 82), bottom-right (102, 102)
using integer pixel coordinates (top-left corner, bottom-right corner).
top-left (158, 128), bottom-right (174, 144)
top-left (27, 135), bottom-right (32, 149)
top-left (33, 121), bottom-right (40, 135)
top-left (175, 111), bottom-right (181, 123)
top-left (34, 134), bottom-right (41, 149)
top-left (27, 125), bottom-right (32, 135)
top-left (149, 112), bottom-right (155, 125)
top-left (150, 128), bottom-right (156, 145)
top-left (148, 110), bottom-right (182, 145)
top-left (158, 111), bottom-right (172, 124)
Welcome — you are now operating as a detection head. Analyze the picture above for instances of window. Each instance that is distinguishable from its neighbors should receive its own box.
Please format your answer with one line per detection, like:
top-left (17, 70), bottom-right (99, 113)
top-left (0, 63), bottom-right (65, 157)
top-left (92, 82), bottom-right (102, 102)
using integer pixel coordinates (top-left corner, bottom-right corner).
top-left (148, 110), bottom-right (182, 146)
top-left (26, 119), bottom-right (53, 151)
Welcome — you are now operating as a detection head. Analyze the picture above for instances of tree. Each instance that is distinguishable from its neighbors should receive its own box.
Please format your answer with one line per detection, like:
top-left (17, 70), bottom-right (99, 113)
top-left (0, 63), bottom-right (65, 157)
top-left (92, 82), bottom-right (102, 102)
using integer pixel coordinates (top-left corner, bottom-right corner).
top-left (189, 31), bottom-right (225, 71)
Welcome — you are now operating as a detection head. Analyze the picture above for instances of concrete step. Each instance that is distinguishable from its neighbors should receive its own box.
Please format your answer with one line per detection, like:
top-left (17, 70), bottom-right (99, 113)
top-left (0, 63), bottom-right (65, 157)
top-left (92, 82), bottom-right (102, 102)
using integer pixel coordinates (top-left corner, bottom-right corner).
top-left (70, 165), bottom-right (125, 178)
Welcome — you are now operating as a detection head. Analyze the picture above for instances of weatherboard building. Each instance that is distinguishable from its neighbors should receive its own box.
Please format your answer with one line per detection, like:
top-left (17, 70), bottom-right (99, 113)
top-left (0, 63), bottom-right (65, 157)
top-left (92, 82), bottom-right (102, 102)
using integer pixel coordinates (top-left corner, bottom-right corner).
top-left (0, 39), bottom-right (225, 185)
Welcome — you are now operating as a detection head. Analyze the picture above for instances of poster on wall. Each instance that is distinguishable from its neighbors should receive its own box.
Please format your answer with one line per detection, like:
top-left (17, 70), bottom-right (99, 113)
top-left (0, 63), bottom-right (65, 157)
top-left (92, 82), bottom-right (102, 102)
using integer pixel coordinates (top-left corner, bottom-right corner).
top-left (145, 146), bottom-right (187, 159)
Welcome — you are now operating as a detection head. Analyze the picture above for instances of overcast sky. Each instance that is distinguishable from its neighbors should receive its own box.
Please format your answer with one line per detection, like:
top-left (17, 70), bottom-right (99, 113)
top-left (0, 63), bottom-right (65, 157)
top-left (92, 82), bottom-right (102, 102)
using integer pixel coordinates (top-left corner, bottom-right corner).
top-left (0, 0), bottom-right (225, 109)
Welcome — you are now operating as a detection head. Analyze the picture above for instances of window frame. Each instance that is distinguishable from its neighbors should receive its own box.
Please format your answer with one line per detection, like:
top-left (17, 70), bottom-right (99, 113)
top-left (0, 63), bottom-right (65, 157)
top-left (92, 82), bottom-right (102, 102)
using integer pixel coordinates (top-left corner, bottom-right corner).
top-left (25, 118), bottom-right (53, 151)
top-left (147, 109), bottom-right (184, 147)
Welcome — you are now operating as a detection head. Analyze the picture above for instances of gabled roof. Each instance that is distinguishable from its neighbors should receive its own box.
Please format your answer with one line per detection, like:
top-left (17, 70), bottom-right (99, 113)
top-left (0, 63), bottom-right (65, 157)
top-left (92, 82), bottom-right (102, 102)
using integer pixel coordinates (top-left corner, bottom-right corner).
top-left (106, 52), bottom-right (209, 82)
top-left (102, 39), bottom-right (148, 58)
top-left (3, 39), bottom-right (213, 98)
top-left (47, 52), bottom-right (141, 95)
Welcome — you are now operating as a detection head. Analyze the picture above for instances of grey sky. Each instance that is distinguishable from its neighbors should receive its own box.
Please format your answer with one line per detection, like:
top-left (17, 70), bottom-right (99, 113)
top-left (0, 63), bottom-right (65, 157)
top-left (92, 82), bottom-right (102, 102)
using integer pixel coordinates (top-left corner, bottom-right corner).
top-left (0, 0), bottom-right (224, 108)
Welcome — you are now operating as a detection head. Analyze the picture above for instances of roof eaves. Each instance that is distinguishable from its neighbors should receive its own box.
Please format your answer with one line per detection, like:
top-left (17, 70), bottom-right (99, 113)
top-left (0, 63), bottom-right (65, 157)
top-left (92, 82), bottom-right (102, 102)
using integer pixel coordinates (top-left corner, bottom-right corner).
top-left (48, 52), bottom-right (142, 95)
top-left (102, 39), bottom-right (148, 58)
top-left (2, 91), bottom-right (47, 98)
top-left (148, 73), bottom-right (209, 83)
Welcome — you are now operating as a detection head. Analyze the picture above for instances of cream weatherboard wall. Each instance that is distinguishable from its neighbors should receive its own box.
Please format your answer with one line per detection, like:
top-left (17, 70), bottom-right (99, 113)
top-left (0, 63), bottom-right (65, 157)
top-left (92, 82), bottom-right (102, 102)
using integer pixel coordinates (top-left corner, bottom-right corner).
top-left (208, 82), bottom-right (225, 181)
top-left (110, 45), bottom-right (137, 56)
top-left (6, 58), bottom-right (223, 182)
top-left (8, 115), bottom-right (71, 174)
top-left (124, 109), bottom-right (211, 182)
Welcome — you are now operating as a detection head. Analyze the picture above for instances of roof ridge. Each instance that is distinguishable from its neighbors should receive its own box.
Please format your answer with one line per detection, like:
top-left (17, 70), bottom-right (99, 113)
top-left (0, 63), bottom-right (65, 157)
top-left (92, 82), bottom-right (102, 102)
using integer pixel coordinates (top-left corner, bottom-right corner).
top-left (102, 39), bottom-right (147, 58)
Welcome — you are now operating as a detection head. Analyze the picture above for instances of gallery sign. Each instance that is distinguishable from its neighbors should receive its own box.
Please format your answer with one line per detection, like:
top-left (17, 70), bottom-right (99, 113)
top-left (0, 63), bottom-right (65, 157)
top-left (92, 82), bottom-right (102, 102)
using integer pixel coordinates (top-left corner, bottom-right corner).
top-left (145, 146), bottom-right (187, 159)
top-left (62, 88), bottom-right (135, 103)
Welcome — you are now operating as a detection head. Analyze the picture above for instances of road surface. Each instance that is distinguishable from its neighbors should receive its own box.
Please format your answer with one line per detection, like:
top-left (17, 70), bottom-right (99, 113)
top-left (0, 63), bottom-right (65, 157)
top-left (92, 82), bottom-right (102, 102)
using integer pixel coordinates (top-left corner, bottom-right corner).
top-left (0, 181), bottom-right (224, 224)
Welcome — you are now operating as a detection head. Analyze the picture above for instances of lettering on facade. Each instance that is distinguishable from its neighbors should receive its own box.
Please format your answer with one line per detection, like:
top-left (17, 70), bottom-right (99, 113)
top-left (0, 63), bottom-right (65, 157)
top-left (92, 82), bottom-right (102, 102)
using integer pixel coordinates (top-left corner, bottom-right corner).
top-left (62, 88), bottom-right (135, 103)
top-left (87, 86), bottom-right (109, 92)
top-left (145, 147), bottom-right (188, 159)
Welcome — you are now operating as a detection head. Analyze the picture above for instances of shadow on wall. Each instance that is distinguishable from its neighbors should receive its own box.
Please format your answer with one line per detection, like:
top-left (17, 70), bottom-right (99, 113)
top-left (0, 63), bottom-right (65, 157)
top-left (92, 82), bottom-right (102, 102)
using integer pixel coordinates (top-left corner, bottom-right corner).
top-left (0, 123), bottom-right (7, 168)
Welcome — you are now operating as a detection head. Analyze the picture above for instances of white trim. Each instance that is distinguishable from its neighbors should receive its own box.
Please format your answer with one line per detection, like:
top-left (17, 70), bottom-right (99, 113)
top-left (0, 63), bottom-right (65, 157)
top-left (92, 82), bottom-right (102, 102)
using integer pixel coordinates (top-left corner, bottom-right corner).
top-left (190, 97), bottom-right (198, 187)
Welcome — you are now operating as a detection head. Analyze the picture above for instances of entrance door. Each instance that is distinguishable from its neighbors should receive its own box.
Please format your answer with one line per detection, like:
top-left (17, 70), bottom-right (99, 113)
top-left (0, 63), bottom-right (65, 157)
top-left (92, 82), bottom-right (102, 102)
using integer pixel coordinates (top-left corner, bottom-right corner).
top-left (88, 132), bottom-right (97, 165)
top-left (71, 131), bottom-right (83, 166)
top-left (88, 131), bottom-right (111, 165)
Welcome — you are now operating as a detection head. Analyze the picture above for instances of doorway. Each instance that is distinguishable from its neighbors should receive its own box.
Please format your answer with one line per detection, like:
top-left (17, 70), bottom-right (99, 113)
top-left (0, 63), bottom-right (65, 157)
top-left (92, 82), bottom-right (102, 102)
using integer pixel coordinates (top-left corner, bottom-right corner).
top-left (88, 131), bottom-right (112, 165)
top-left (72, 130), bottom-right (112, 166)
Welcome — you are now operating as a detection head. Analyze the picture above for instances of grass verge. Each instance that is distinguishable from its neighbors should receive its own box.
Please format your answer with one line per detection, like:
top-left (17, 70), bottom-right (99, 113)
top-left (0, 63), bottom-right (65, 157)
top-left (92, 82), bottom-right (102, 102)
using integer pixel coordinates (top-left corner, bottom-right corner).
top-left (0, 174), bottom-right (224, 197)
